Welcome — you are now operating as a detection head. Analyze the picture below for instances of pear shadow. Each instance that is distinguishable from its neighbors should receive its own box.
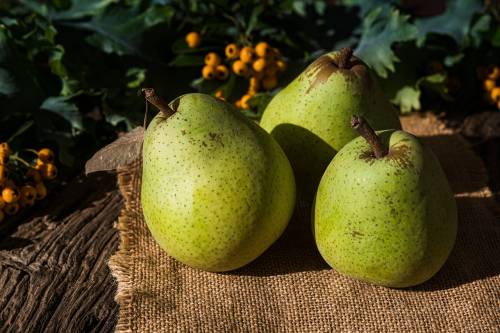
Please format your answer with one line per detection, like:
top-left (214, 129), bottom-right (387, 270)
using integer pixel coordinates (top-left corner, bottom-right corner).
top-left (230, 199), bottom-right (330, 277)
top-left (269, 123), bottom-right (336, 200)
top-left (412, 195), bottom-right (500, 291)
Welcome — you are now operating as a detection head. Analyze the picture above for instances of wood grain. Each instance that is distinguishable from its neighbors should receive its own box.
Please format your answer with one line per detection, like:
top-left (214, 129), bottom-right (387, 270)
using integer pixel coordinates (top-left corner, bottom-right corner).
top-left (0, 172), bottom-right (121, 332)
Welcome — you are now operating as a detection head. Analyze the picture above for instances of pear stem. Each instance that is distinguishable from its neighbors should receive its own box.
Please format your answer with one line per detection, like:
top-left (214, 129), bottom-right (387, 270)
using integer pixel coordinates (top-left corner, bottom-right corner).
top-left (351, 116), bottom-right (388, 158)
top-left (338, 47), bottom-right (353, 69)
top-left (141, 88), bottom-right (175, 118)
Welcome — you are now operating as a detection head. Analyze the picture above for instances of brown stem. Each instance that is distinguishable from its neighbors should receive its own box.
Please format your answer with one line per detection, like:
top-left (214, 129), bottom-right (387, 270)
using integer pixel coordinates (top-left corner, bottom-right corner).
top-left (141, 88), bottom-right (175, 118)
top-left (351, 116), bottom-right (388, 158)
top-left (338, 47), bottom-right (353, 69)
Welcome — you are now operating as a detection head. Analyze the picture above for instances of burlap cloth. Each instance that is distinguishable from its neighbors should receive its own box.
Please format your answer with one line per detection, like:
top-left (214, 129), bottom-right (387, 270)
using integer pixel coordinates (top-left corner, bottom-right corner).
top-left (109, 113), bottom-right (500, 332)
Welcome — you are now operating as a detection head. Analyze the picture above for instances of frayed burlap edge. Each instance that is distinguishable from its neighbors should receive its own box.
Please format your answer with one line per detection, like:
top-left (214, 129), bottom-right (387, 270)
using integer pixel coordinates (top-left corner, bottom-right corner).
top-left (109, 159), bottom-right (142, 333)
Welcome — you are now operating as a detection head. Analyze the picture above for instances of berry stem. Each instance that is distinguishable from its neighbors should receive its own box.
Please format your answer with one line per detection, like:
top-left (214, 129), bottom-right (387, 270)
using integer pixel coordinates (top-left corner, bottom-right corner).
top-left (338, 47), bottom-right (353, 69)
top-left (9, 155), bottom-right (31, 168)
top-left (24, 149), bottom-right (39, 155)
top-left (141, 88), bottom-right (175, 118)
top-left (351, 116), bottom-right (388, 158)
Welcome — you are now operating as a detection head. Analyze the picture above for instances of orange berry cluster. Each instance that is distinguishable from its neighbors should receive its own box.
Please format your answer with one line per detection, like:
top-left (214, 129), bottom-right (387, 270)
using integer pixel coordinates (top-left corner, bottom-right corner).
top-left (0, 144), bottom-right (57, 222)
top-left (185, 31), bottom-right (287, 110)
top-left (226, 42), bottom-right (287, 109)
top-left (477, 65), bottom-right (500, 109)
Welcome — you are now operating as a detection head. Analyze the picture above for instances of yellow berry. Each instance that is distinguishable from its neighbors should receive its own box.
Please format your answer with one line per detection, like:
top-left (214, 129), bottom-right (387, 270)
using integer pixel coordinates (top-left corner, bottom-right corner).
top-left (239, 46), bottom-right (254, 63)
top-left (487, 66), bottom-right (499, 80)
top-left (38, 148), bottom-right (54, 163)
top-left (491, 87), bottom-right (500, 103)
top-left (4, 202), bottom-right (19, 215)
top-left (202, 65), bottom-right (216, 80)
top-left (0, 142), bottom-right (10, 155)
top-left (262, 75), bottom-right (278, 90)
top-left (252, 58), bottom-right (266, 72)
top-left (2, 186), bottom-right (19, 203)
top-left (185, 32), bottom-right (201, 48)
top-left (215, 65), bottom-right (229, 80)
top-left (204, 52), bottom-right (221, 67)
top-left (255, 42), bottom-right (270, 58)
top-left (483, 79), bottom-right (496, 91)
top-left (214, 89), bottom-right (225, 100)
top-left (276, 60), bottom-right (287, 72)
top-left (35, 182), bottom-right (47, 200)
top-left (0, 210), bottom-right (4, 222)
top-left (41, 163), bottom-right (58, 180)
top-left (232, 60), bottom-right (249, 76)
top-left (225, 43), bottom-right (239, 60)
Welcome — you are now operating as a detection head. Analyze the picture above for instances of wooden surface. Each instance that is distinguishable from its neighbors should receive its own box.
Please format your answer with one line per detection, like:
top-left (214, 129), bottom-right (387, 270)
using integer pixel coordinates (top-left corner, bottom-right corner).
top-left (0, 172), bottom-right (121, 333)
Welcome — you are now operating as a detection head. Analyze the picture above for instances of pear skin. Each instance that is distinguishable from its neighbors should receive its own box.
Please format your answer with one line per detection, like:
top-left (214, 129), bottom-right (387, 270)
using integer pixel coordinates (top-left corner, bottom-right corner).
top-left (141, 92), bottom-right (296, 272)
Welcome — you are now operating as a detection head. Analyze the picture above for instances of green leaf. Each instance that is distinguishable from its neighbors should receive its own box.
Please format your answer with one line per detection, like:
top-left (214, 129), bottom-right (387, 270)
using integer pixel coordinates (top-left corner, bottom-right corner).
top-left (0, 68), bottom-right (16, 96)
top-left (51, 0), bottom-right (116, 20)
top-left (415, 0), bottom-right (483, 47)
top-left (354, 7), bottom-right (418, 78)
top-left (41, 95), bottom-right (83, 132)
top-left (391, 86), bottom-right (420, 113)
top-left (469, 14), bottom-right (491, 48)
top-left (169, 54), bottom-right (205, 67)
top-left (126, 67), bottom-right (146, 88)
top-left (73, 5), bottom-right (172, 56)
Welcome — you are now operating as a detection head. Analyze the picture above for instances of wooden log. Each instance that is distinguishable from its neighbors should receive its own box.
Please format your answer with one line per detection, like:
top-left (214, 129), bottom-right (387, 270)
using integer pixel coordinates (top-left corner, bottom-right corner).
top-left (0, 172), bottom-right (121, 332)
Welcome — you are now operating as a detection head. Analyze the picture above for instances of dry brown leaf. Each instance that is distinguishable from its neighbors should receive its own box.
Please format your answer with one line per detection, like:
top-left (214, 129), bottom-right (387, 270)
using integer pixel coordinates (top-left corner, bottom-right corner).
top-left (85, 127), bottom-right (144, 175)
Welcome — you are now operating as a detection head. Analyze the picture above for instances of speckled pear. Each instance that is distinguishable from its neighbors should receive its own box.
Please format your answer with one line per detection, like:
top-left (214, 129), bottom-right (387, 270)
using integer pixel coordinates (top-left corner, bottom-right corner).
top-left (260, 48), bottom-right (401, 198)
top-left (141, 91), bottom-right (296, 272)
top-left (313, 117), bottom-right (457, 288)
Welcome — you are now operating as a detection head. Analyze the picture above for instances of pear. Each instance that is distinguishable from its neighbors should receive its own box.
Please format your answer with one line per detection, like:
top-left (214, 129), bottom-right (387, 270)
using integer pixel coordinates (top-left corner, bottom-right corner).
top-left (141, 90), bottom-right (296, 272)
top-left (313, 116), bottom-right (457, 288)
top-left (260, 48), bottom-right (401, 198)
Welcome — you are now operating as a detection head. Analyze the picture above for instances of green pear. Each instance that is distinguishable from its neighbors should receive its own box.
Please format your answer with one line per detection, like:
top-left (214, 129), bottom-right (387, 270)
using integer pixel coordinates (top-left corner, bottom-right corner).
top-left (141, 91), bottom-right (296, 272)
top-left (260, 48), bottom-right (401, 198)
top-left (313, 116), bottom-right (457, 288)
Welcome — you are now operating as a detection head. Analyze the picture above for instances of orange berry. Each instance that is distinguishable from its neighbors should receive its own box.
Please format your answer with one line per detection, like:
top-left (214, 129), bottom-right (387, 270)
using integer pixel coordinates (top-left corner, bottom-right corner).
top-left (215, 65), bottom-right (229, 80)
top-left (234, 99), bottom-right (242, 109)
top-left (202, 65), bottom-right (216, 80)
top-left (491, 87), bottom-right (500, 103)
top-left (483, 79), bottom-right (496, 91)
top-left (41, 163), bottom-right (57, 180)
top-left (232, 60), bottom-right (249, 76)
top-left (185, 32), bottom-right (201, 48)
top-left (204, 52), bottom-right (221, 67)
top-left (0, 197), bottom-right (5, 209)
top-left (0, 142), bottom-right (10, 155)
top-left (4, 202), bottom-right (19, 215)
top-left (497, 100), bottom-right (500, 110)
top-left (0, 152), bottom-right (7, 164)
top-left (26, 168), bottom-right (42, 183)
top-left (214, 89), bottom-right (225, 100)
top-left (252, 58), bottom-right (266, 72)
top-left (38, 148), bottom-right (54, 163)
top-left (239, 46), bottom-right (254, 63)
top-left (2, 186), bottom-right (19, 203)
top-left (262, 75), bottom-right (278, 90)
top-left (35, 182), bottom-right (47, 200)
top-left (21, 185), bottom-right (37, 202)
top-left (276, 59), bottom-right (287, 72)
top-left (240, 94), bottom-right (252, 109)
top-left (249, 77), bottom-right (260, 90)
top-left (255, 42), bottom-right (270, 58)
top-left (0, 165), bottom-right (6, 185)
top-left (225, 43), bottom-right (239, 59)
top-left (0, 210), bottom-right (4, 222)
top-left (487, 66), bottom-right (499, 80)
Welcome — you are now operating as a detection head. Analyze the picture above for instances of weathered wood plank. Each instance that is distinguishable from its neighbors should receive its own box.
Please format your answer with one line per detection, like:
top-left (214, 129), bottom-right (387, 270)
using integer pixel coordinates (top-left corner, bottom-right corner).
top-left (0, 172), bottom-right (121, 333)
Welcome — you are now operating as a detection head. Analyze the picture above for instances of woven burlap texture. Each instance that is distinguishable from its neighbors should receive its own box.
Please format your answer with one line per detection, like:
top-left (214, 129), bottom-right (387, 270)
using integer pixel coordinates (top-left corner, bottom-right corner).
top-left (109, 113), bottom-right (500, 332)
